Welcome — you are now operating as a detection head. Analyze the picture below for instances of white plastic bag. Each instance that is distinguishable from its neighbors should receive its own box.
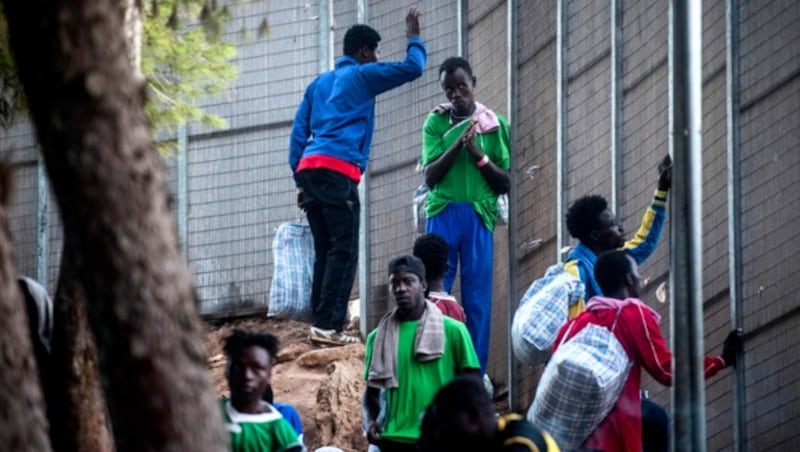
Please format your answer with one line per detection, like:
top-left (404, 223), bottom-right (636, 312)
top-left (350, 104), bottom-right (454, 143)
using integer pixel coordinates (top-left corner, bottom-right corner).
top-left (528, 312), bottom-right (631, 450)
top-left (268, 223), bottom-right (314, 320)
top-left (511, 264), bottom-right (584, 366)
top-left (412, 183), bottom-right (428, 234)
top-left (496, 193), bottom-right (509, 225)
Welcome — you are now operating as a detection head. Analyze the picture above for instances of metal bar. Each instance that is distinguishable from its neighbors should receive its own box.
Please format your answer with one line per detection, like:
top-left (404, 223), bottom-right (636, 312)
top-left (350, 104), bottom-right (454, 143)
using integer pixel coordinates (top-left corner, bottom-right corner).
top-left (458, 0), bottom-right (468, 57)
top-left (184, 119), bottom-right (294, 142)
top-left (668, 1), bottom-right (707, 450)
top-left (610, 0), bottom-right (623, 214)
top-left (726, 0), bottom-right (745, 449)
top-left (177, 123), bottom-right (188, 251)
top-left (36, 152), bottom-right (49, 285)
top-left (506, 0), bottom-right (520, 412)
top-left (356, 0), bottom-right (365, 24)
top-left (318, 0), bottom-right (332, 73)
top-left (555, 0), bottom-right (568, 263)
top-left (356, 0), bottom-right (369, 338)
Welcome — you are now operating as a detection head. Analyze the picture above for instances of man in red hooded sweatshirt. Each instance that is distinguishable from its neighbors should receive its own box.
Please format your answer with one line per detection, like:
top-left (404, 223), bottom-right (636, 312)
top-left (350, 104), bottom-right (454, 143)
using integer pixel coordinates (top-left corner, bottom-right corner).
top-left (552, 250), bottom-right (741, 452)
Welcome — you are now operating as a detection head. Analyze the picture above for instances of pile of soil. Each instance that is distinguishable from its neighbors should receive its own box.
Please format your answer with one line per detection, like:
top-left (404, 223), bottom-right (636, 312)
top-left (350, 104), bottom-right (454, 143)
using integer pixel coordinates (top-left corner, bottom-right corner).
top-left (205, 315), bottom-right (369, 452)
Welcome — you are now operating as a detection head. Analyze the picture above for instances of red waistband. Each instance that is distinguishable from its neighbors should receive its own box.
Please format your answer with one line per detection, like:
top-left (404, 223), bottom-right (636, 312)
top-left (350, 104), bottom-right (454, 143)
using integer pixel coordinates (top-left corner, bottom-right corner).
top-left (297, 155), bottom-right (361, 183)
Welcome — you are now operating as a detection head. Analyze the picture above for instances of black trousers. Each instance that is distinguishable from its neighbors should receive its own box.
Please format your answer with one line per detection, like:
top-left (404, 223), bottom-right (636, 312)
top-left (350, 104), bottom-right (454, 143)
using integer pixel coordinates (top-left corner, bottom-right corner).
top-left (376, 439), bottom-right (417, 452)
top-left (297, 168), bottom-right (360, 331)
top-left (642, 397), bottom-right (669, 452)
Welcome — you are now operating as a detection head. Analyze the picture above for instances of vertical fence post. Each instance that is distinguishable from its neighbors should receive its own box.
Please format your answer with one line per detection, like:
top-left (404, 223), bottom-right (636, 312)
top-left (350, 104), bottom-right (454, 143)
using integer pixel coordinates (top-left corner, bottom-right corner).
top-left (668, 0), bottom-right (706, 450)
top-left (354, 0), bottom-right (370, 337)
top-left (36, 152), bottom-right (49, 285)
top-left (726, 0), bottom-right (745, 449)
top-left (457, 0), bottom-right (468, 57)
top-left (506, 0), bottom-right (520, 412)
top-left (555, 0), bottom-right (569, 263)
top-left (177, 123), bottom-right (188, 252)
top-left (610, 0), bottom-right (624, 213)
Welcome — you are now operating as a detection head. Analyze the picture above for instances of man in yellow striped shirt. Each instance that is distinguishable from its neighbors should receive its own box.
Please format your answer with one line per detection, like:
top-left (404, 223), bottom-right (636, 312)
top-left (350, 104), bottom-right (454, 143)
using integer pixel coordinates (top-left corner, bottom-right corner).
top-left (562, 155), bottom-right (672, 452)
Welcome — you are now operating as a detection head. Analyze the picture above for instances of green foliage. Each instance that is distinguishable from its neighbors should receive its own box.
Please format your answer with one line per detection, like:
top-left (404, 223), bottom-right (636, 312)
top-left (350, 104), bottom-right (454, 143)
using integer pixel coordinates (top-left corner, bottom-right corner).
top-left (0, 1), bottom-right (239, 153)
top-left (145, 1), bottom-right (237, 153)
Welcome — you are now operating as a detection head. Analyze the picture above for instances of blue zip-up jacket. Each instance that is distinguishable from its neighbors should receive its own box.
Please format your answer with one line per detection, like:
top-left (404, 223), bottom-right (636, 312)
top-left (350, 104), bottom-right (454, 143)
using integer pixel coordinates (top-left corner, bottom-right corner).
top-left (289, 36), bottom-right (427, 184)
top-left (564, 189), bottom-right (669, 319)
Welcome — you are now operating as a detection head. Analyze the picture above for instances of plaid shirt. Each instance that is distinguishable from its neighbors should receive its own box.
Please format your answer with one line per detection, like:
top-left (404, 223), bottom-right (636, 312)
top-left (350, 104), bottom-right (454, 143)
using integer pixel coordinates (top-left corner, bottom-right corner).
top-left (512, 264), bottom-right (584, 366)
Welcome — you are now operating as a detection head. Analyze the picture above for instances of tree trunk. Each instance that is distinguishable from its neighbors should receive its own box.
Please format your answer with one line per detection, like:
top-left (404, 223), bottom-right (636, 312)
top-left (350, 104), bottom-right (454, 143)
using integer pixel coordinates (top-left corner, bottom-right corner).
top-left (0, 164), bottom-right (51, 451)
top-left (3, 1), bottom-right (227, 451)
top-left (48, 240), bottom-right (115, 452)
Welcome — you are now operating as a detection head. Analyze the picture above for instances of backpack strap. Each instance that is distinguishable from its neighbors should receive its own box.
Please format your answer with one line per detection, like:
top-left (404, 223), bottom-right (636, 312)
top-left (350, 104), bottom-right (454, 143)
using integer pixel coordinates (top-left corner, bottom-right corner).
top-left (561, 307), bottom-right (625, 346)
top-left (610, 307), bottom-right (624, 333)
top-left (558, 321), bottom-right (577, 347)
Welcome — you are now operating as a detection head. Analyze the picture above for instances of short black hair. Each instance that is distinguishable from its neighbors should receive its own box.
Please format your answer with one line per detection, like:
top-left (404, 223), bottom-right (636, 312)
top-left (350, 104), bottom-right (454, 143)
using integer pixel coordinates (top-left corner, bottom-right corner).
top-left (566, 194), bottom-right (608, 242)
top-left (343, 24), bottom-right (381, 56)
top-left (418, 375), bottom-right (493, 451)
top-left (594, 250), bottom-right (634, 295)
top-left (439, 57), bottom-right (473, 78)
top-left (223, 329), bottom-right (279, 364)
top-left (413, 234), bottom-right (449, 282)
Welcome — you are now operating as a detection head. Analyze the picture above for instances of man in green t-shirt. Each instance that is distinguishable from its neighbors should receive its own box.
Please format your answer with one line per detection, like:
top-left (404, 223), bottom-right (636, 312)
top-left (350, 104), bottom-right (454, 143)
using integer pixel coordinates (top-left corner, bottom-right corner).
top-left (363, 255), bottom-right (480, 452)
top-left (421, 56), bottom-right (511, 376)
top-left (221, 329), bottom-right (302, 452)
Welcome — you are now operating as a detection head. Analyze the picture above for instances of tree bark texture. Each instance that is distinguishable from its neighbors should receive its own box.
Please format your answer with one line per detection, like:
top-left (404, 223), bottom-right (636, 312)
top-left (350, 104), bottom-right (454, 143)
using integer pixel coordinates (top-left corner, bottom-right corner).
top-left (48, 240), bottom-right (115, 452)
top-left (0, 165), bottom-right (52, 451)
top-left (3, 1), bottom-right (227, 451)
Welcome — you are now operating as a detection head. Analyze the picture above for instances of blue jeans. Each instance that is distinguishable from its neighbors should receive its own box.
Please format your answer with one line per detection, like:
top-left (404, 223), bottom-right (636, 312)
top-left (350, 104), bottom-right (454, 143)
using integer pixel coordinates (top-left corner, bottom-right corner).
top-left (427, 203), bottom-right (493, 374)
top-left (298, 169), bottom-right (360, 331)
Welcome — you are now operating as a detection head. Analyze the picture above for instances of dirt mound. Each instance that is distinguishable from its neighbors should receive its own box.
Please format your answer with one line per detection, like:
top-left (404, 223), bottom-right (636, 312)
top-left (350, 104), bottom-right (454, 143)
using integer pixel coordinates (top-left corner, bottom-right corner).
top-left (310, 357), bottom-right (369, 451)
top-left (205, 315), bottom-right (367, 451)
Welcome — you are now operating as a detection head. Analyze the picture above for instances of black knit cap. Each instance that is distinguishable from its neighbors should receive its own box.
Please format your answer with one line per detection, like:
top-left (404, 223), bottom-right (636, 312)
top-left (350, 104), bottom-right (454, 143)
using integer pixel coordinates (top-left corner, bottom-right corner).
top-left (387, 254), bottom-right (426, 281)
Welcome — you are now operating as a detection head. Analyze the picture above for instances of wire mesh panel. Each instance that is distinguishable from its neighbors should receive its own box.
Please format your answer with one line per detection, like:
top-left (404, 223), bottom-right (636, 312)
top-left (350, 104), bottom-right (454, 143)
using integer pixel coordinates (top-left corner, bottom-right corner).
top-left (188, 128), bottom-right (296, 314)
top-left (8, 162), bottom-right (38, 278)
top-left (739, 1), bottom-right (800, 449)
top-left (514, 0), bottom-right (560, 410)
top-left (185, 1), bottom-right (318, 315)
top-left (364, 0), bottom-right (459, 330)
top-left (466, 0), bottom-right (510, 389)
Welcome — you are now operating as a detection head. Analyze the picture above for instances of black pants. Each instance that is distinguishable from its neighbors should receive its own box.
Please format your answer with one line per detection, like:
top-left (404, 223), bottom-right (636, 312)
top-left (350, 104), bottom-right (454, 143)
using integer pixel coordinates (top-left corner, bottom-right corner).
top-left (376, 439), bottom-right (417, 452)
top-left (297, 168), bottom-right (360, 331)
top-left (642, 397), bottom-right (669, 452)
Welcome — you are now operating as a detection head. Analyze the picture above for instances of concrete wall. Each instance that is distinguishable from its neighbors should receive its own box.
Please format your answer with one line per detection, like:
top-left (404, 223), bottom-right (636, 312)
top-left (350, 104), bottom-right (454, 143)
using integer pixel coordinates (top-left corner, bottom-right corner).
top-left (737, 0), bottom-right (800, 448)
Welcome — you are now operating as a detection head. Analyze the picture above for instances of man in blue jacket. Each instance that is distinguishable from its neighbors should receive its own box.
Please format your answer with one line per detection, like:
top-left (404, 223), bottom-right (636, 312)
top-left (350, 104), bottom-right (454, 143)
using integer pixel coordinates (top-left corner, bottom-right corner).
top-left (289, 8), bottom-right (426, 346)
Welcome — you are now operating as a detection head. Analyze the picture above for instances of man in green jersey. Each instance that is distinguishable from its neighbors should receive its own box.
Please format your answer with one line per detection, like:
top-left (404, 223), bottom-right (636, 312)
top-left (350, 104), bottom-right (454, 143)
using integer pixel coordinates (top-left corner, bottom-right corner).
top-left (421, 56), bottom-right (511, 376)
top-left (363, 255), bottom-right (479, 452)
top-left (221, 329), bottom-right (301, 452)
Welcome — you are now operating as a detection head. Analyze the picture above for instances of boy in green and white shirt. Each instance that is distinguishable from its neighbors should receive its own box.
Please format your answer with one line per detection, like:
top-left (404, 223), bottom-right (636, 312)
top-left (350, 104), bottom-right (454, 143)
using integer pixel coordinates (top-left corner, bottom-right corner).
top-left (221, 329), bottom-right (302, 452)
